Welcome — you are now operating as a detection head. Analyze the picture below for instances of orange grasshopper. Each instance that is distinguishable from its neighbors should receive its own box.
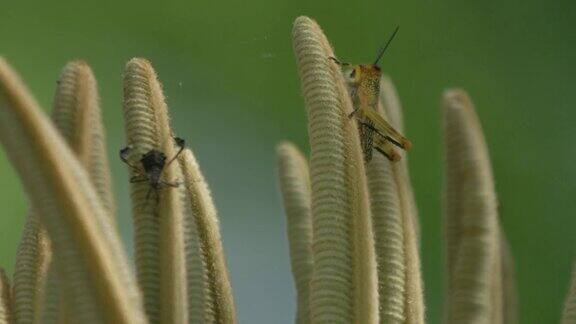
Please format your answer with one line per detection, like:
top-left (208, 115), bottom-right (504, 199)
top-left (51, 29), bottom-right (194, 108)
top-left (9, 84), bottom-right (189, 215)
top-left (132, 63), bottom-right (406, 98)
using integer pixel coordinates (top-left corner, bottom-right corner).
top-left (330, 26), bottom-right (411, 162)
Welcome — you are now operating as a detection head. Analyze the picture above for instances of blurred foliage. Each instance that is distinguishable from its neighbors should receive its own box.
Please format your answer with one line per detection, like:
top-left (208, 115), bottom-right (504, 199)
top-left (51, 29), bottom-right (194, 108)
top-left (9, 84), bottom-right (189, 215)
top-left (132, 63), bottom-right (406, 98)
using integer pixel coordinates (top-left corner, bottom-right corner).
top-left (0, 0), bottom-right (574, 323)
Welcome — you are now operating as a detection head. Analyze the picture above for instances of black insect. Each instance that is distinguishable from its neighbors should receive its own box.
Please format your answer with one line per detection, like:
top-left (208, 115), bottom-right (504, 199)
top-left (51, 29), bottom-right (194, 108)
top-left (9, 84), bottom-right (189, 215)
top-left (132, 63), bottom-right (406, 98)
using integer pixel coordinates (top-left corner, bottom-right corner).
top-left (120, 137), bottom-right (186, 203)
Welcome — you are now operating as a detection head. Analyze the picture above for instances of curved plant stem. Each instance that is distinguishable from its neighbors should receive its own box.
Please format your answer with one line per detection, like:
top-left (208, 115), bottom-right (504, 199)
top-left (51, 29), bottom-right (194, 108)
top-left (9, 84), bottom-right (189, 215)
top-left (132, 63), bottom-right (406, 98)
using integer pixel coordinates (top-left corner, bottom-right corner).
top-left (39, 265), bottom-right (66, 324)
top-left (51, 60), bottom-right (119, 323)
top-left (293, 16), bottom-right (379, 324)
top-left (365, 74), bottom-right (426, 323)
top-left (14, 60), bottom-right (118, 324)
top-left (442, 88), bottom-right (502, 324)
top-left (0, 269), bottom-right (13, 324)
top-left (52, 60), bottom-right (116, 218)
top-left (379, 75), bottom-right (420, 241)
top-left (499, 230), bottom-right (517, 324)
top-left (179, 188), bottom-right (206, 323)
top-left (365, 130), bottom-right (406, 324)
top-left (562, 263), bottom-right (576, 324)
top-left (13, 210), bottom-right (50, 324)
top-left (277, 142), bottom-right (313, 324)
top-left (0, 57), bottom-right (145, 323)
top-left (123, 58), bottom-right (188, 324)
top-left (378, 76), bottom-right (425, 323)
top-left (178, 148), bottom-right (237, 323)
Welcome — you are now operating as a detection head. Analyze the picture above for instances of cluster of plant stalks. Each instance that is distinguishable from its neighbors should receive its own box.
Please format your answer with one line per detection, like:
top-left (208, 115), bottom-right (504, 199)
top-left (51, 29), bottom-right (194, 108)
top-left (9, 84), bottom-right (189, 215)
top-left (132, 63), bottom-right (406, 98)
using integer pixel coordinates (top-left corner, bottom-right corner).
top-left (276, 16), bottom-right (576, 324)
top-left (0, 15), bottom-right (575, 324)
top-left (0, 57), bottom-right (235, 323)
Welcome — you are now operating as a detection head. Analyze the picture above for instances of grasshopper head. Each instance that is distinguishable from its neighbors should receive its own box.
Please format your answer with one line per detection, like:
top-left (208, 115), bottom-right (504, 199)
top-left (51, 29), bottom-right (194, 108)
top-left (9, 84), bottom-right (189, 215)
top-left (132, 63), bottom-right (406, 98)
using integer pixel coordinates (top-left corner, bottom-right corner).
top-left (344, 64), bottom-right (382, 88)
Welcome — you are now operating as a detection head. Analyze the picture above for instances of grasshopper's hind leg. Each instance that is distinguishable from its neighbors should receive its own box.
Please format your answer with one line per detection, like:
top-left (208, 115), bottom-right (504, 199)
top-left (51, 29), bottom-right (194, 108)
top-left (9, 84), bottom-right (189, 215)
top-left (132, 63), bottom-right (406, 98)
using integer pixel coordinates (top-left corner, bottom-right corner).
top-left (373, 135), bottom-right (401, 162)
top-left (359, 107), bottom-right (412, 150)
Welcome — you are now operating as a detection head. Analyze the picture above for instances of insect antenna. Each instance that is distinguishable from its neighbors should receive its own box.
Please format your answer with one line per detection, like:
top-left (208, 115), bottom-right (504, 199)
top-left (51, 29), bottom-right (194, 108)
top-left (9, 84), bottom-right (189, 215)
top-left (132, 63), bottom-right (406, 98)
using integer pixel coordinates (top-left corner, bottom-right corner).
top-left (373, 25), bottom-right (400, 66)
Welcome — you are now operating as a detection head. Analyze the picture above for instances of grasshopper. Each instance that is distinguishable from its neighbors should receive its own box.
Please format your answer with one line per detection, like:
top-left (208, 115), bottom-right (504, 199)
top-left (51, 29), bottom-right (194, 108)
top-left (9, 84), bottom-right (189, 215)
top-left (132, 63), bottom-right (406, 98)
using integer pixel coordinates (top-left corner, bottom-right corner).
top-left (330, 26), bottom-right (411, 162)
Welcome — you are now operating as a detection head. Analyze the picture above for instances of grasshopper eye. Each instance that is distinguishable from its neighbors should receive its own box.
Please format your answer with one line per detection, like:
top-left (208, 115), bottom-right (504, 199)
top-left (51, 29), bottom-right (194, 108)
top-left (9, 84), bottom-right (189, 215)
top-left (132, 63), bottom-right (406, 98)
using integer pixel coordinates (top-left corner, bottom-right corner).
top-left (349, 69), bottom-right (356, 78)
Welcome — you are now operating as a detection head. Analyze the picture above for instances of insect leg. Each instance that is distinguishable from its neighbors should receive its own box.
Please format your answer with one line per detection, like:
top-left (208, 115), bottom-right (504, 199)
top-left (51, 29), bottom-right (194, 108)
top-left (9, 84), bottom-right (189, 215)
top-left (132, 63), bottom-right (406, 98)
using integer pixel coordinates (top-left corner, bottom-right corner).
top-left (359, 107), bottom-right (412, 150)
top-left (130, 176), bottom-right (148, 183)
top-left (373, 136), bottom-right (401, 162)
top-left (358, 121), bottom-right (375, 162)
top-left (328, 56), bottom-right (350, 66)
top-left (348, 109), bottom-right (360, 119)
top-left (157, 137), bottom-right (186, 185)
top-left (164, 137), bottom-right (186, 169)
top-left (358, 121), bottom-right (404, 149)
top-left (120, 146), bottom-right (145, 175)
top-left (160, 180), bottom-right (181, 188)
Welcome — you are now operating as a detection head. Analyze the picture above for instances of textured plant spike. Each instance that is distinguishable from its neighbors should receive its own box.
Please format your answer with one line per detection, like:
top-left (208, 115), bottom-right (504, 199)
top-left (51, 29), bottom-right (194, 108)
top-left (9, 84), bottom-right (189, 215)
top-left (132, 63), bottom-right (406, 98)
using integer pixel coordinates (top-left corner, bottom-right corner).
top-left (13, 211), bottom-right (50, 324)
top-left (364, 112), bottom-right (406, 324)
top-left (442, 89), bottom-right (502, 323)
top-left (401, 204), bottom-right (425, 324)
top-left (178, 148), bottom-right (237, 323)
top-left (332, 47), bottom-right (379, 324)
top-left (14, 61), bottom-right (109, 324)
top-left (293, 16), bottom-right (379, 324)
top-left (26, 60), bottom-right (119, 323)
top-left (562, 263), bottom-right (576, 324)
top-left (0, 269), bottom-right (13, 324)
top-left (362, 75), bottom-right (425, 323)
top-left (179, 186), bottom-right (206, 323)
top-left (39, 265), bottom-right (65, 324)
top-left (379, 75), bottom-right (420, 241)
top-left (499, 230), bottom-right (517, 324)
top-left (277, 142), bottom-right (313, 324)
top-left (122, 58), bottom-right (188, 324)
top-left (0, 58), bottom-right (146, 323)
top-left (379, 75), bottom-right (425, 323)
top-left (52, 60), bottom-right (116, 218)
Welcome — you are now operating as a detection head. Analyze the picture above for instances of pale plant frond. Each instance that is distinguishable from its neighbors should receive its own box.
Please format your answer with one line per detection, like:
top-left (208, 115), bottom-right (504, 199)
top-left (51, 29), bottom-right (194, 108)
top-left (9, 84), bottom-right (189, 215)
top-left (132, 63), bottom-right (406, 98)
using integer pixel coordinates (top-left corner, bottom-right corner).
top-left (14, 60), bottom-right (118, 324)
top-left (277, 141), bottom-right (313, 324)
top-left (0, 269), bottom-right (13, 324)
top-left (0, 57), bottom-right (146, 323)
top-left (401, 199), bottom-right (425, 324)
top-left (45, 60), bottom-right (118, 323)
top-left (379, 75), bottom-right (420, 241)
top-left (293, 16), bottom-right (379, 324)
top-left (499, 229), bottom-right (517, 324)
top-left (179, 148), bottom-right (236, 323)
top-left (364, 75), bottom-right (425, 323)
top-left (122, 58), bottom-right (188, 324)
top-left (52, 60), bottom-right (116, 217)
top-left (39, 265), bottom-right (66, 324)
top-left (179, 180), bottom-right (206, 324)
top-left (379, 76), bottom-right (425, 323)
top-left (13, 210), bottom-right (50, 324)
top-left (365, 120), bottom-right (406, 323)
top-left (442, 88), bottom-right (503, 324)
top-left (562, 262), bottom-right (576, 324)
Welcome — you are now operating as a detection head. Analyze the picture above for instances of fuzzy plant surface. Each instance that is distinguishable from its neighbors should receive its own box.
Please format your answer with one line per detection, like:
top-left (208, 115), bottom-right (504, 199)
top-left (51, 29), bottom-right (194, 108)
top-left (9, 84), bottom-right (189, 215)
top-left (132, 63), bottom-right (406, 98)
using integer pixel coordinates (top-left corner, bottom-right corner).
top-left (0, 57), bottom-right (235, 324)
top-left (278, 16), bottom-right (576, 324)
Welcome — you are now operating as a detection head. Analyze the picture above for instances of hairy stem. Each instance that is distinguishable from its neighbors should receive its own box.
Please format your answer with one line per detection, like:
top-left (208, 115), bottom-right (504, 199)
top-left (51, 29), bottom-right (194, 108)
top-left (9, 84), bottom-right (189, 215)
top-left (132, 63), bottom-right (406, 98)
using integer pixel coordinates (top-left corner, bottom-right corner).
top-left (122, 58), bottom-right (188, 324)
top-left (277, 142), bottom-right (313, 324)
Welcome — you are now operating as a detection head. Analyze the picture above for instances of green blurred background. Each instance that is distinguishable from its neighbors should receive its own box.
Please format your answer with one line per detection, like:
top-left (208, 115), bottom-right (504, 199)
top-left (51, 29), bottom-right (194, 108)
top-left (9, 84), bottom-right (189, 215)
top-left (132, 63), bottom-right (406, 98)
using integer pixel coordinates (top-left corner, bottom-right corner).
top-left (1, 0), bottom-right (574, 322)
